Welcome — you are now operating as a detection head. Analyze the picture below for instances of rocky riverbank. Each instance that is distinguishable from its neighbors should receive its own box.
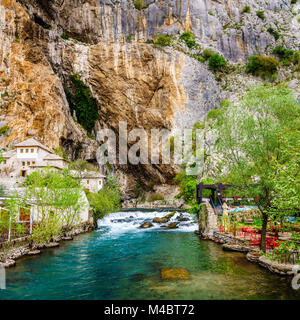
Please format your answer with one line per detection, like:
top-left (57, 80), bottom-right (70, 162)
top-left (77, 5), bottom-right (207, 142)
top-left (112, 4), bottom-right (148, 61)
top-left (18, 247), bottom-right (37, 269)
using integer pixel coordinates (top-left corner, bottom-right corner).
top-left (0, 221), bottom-right (95, 268)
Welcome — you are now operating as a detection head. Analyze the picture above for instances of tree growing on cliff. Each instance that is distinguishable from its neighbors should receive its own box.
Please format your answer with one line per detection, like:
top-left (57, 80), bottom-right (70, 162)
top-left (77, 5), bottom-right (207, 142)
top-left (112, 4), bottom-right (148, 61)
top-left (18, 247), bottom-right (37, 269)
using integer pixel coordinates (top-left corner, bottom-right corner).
top-left (211, 85), bottom-right (300, 252)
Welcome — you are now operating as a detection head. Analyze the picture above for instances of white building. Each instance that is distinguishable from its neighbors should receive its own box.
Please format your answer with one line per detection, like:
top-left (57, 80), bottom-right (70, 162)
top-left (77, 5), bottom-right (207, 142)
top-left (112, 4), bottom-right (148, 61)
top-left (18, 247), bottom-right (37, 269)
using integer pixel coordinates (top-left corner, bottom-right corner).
top-left (0, 138), bottom-right (105, 193)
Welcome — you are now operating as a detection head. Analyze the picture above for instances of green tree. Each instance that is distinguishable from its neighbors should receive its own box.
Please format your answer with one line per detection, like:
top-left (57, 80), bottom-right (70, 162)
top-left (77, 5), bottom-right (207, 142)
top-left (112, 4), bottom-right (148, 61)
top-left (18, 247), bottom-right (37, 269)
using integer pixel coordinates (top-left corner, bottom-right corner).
top-left (24, 169), bottom-right (84, 245)
top-left (211, 85), bottom-right (300, 252)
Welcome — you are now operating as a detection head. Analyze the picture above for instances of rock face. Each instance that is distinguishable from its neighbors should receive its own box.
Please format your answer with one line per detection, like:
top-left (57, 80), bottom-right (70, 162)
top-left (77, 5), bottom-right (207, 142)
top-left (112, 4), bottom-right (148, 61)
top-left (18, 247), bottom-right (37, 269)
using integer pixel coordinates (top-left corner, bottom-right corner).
top-left (0, 0), bottom-right (299, 193)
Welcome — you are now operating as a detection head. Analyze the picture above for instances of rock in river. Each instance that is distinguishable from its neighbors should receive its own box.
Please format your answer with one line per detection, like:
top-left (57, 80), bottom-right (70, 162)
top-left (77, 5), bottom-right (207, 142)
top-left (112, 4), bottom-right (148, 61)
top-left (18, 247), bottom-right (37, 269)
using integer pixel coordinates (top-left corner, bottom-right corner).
top-left (166, 222), bottom-right (179, 229)
top-left (161, 268), bottom-right (190, 280)
top-left (140, 222), bottom-right (154, 229)
top-left (153, 217), bottom-right (169, 223)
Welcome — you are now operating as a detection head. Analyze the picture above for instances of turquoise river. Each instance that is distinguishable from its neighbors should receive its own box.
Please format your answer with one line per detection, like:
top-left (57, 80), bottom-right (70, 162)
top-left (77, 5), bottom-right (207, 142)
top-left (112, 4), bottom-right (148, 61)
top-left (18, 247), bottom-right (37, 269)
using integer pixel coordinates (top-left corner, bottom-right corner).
top-left (0, 210), bottom-right (299, 300)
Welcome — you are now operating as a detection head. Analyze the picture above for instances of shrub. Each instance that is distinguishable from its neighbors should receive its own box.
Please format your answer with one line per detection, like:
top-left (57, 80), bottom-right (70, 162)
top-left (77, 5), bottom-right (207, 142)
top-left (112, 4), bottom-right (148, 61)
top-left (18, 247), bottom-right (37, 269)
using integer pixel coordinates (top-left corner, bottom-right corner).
top-left (88, 187), bottom-right (121, 222)
top-left (53, 147), bottom-right (69, 161)
top-left (291, 0), bottom-right (297, 4)
top-left (0, 125), bottom-right (10, 136)
top-left (208, 53), bottom-right (227, 71)
top-left (202, 48), bottom-right (215, 60)
top-left (64, 74), bottom-right (99, 133)
top-left (256, 10), bottom-right (265, 20)
top-left (267, 27), bottom-right (280, 40)
top-left (148, 193), bottom-right (165, 202)
top-left (153, 34), bottom-right (173, 47)
top-left (206, 108), bottom-right (223, 121)
top-left (134, 0), bottom-right (148, 10)
top-left (272, 46), bottom-right (294, 60)
top-left (180, 31), bottom-right (196, 48)
top-left (246, 55), bottom-right (279, 79)
top-left (61, 33), bottom-right (69, 40)
top-left (241, 6), bottom-right (251, 14)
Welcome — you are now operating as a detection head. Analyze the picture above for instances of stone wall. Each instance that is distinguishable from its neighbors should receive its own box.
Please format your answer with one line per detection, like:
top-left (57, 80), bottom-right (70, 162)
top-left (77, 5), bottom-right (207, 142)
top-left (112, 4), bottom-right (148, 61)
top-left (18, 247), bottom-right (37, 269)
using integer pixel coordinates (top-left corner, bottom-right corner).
top-left (198, 202), bottom-right (218, 236)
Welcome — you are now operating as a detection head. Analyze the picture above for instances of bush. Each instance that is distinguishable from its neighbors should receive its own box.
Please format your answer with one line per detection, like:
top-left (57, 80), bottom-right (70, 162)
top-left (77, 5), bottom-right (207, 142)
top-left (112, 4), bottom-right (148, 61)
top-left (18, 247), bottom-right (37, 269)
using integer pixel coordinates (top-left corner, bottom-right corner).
top-left (148, 193), bottom-right (165, 202)
top-left (208, 53), bottom-right (227, 71)
top-left (202, 48), bottom-right (215, 60)
top-left (88, 187), bottom-right (121, 221)
top-left (272, 46), bottom-right (294, 60)
top-left (180, 31), bottom-right (196, 48)
top-left (134, 0), bottom-right (148, 10)
top-left (246, 55), bottom-right (279, 79)
top-left (61, 33), bottom-right (69, 40)
top-left (241, 6), bottom-right (251, 14)
top-left (65, 74), bottom-right (99, 133)
top-left (256, 10), bottom-right (265, 20)
top-left (0, 125), bottom-right (10, 136)
top-left (291, 0), bottom-right (297, 4)
top-left (267, 27), bottom-right (280, 40)
top-left (153, 34), bottom-right (173, 47)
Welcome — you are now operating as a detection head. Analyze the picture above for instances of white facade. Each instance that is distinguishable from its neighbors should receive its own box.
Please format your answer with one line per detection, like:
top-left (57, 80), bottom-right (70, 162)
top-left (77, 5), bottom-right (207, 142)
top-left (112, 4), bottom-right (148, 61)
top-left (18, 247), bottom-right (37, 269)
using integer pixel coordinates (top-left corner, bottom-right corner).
top-left (0, 138), bottom-right (106, 192)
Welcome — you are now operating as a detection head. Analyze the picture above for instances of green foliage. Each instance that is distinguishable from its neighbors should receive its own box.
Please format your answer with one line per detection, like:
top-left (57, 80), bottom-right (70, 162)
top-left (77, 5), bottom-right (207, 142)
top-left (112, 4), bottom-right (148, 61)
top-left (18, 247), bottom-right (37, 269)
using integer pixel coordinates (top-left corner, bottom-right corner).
top-left (69, 159), bottom-right (98, 172)
top-left (180, 31), bottom-right (196, 48)
top-left (206, 108), bottom-right (223, 121)
top-left (291, 0), bottom-right (297, 4)
top-left (53, 147), bottom-right (69, 161)
top-left (0, 125), bottom-right (10, 136)
top-left (202, 48), bottom-right (215, 60)
top-left (246, 56), bottom-right (279, 79)
top-left (61, 33), bottom-right (69, 40)
top-left (25, 168), bottom-right (80, 188)
top-left (272, 46), bottom-right (294, 60)
top-left (148, 193), bottom-right (165, 202)
top-left (241, 6), bottom-right (251, 14)
top-left (212, 85), bottom-right (300, 251)
top-left (188, 203), bottom-right (203, 216)
top-left (153, 34), bottom-right (173, 47)
top-left (208, 53), bottom-right (227, 71)
top-left (256, 10), bottom-right (265, 20)
top-left (267, 27), bottom-right (280, 40)
top-left (65, 74), bottom-right (99, 133)
top-left (133, 0), bottom-right (148, 10)
top-left (87, 180), bottom-right (121, 221)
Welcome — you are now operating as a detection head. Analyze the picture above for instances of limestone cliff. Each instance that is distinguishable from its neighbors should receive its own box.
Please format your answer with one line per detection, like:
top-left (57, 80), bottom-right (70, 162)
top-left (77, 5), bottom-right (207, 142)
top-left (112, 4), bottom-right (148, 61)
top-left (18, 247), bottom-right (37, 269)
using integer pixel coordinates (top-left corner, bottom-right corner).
top-left (0, 0), bottom-right (299, 195)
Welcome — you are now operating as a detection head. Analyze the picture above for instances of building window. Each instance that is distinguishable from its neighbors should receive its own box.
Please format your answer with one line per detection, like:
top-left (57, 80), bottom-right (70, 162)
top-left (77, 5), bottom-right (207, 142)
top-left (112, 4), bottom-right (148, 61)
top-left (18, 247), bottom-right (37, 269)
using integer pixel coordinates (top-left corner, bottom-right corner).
top-left (22, 161), bottom-right (25, 166)
top-left (20, 170), bottom-right (26, 177)
top-left (27, 161), bottom-right (30, 166)
top-left (20, 149), bottom-right (23, 153)
top-left (32, 161), bottom-right (35, 165)
top-left (3, 160), bottom-right (6, 164)
top-left (31, 149), bottom-right (34, 153)
top-left (26, 149), bottom-right (29, 153)
top-left (87, 180), bottom-right (89, 185)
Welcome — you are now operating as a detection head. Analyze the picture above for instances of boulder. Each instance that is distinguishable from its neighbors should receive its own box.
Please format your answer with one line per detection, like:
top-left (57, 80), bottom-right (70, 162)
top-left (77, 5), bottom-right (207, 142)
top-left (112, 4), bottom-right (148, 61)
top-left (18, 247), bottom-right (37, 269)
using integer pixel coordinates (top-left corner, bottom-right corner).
top-left (166, 222), bottom-right (179, 229)
top-left (0, 259), bottom-right (16, 268)
top-left (45, 242), bottom-right (60, 248)
top-left (161, 268), bottom-right (190, 280)
top-left (163, 212), bottom-right (176, 220)
top-left (27, 250), bottom-right (41, 256)
top-left (246, 251), bottom-right (262, 263)
top-left (222, 243), bottom-right (251, 253)
top-left (140, 222), bottom-right (154, 229)
top-left (62, 236), bottom-right (73, 241)
top-left (153, 217), bottom-right (169, 223)
top-left (178, 217), bottom-right (190, 222)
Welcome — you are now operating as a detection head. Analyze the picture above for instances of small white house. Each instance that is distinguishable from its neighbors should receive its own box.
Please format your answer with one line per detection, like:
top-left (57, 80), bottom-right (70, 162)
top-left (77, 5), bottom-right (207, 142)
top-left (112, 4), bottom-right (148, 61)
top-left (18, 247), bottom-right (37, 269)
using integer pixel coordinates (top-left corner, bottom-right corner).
top-left (0, 138), bottom-right (106, 192)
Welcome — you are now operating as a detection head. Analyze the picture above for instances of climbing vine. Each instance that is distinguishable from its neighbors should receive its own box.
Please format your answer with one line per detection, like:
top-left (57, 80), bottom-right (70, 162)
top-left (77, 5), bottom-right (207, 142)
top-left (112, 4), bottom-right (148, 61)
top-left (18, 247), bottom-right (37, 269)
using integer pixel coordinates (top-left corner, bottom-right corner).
top-left (65, 74), bottom-right (99, 134)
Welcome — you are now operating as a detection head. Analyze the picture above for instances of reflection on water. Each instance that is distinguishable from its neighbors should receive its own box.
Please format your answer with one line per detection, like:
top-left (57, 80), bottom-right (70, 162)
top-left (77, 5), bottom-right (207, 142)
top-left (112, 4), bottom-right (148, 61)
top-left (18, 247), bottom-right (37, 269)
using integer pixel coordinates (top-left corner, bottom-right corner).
top-left (0, 210), bottom-right (299, 300)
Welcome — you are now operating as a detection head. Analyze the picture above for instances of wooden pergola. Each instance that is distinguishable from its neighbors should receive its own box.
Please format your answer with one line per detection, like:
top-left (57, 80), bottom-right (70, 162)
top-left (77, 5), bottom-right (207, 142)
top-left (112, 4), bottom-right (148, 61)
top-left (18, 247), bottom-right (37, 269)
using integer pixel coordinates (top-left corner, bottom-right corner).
top-left (196, 182), bottom-right (258, 204)
top-left (196, 183), bottom-right (233, 204)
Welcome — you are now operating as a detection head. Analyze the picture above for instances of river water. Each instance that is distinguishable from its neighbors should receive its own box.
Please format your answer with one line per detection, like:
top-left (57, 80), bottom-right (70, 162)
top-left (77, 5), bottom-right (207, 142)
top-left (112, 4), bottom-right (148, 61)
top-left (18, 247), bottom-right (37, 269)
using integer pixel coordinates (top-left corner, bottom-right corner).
top-left (0, 210), bottom-right (299, 300)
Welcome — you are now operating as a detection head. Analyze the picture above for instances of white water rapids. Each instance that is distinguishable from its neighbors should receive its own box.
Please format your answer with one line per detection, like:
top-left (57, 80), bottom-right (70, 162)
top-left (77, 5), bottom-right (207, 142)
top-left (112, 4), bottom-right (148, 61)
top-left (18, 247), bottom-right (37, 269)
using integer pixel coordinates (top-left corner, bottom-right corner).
top-left (97, 210), bottom-right (198, 235)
